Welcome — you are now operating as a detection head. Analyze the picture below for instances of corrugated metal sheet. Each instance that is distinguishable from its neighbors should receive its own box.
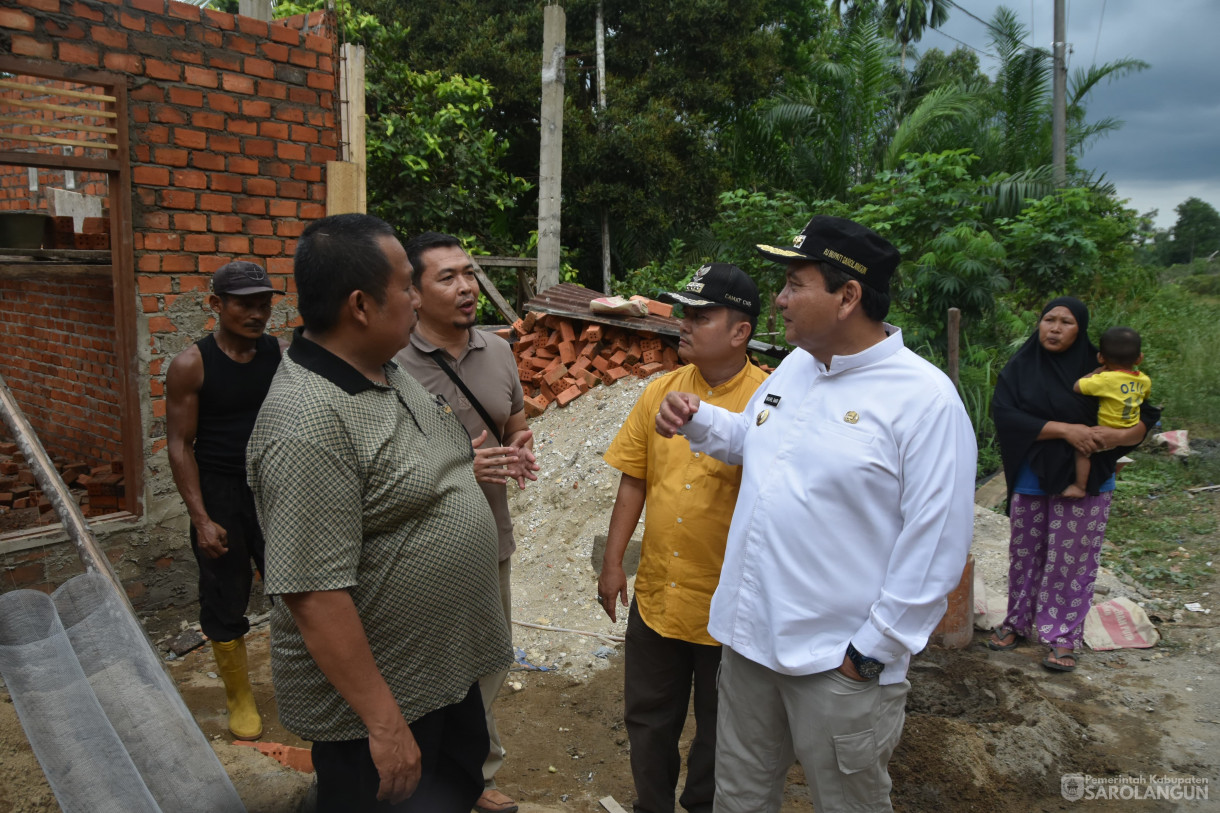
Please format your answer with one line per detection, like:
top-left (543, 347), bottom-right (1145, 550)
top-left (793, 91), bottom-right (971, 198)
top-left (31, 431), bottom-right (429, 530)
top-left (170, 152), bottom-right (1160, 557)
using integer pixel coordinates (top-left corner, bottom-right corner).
top-left (523, 283), bottom-right (680, 337)
top-left (523, 283), bottom-right (790, 361)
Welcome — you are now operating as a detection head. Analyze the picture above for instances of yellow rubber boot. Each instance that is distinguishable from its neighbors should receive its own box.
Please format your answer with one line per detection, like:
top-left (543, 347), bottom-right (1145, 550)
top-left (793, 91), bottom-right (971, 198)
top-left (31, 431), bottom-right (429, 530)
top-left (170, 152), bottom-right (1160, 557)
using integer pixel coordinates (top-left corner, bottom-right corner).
top-left (212, 637), bottom-right (263, 740)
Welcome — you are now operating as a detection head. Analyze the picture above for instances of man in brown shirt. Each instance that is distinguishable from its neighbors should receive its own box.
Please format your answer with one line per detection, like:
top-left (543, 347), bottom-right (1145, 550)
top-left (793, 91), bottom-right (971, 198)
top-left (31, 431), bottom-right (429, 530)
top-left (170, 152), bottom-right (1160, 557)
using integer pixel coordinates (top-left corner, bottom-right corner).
top-left (394, 232), bottom-right (537, 813)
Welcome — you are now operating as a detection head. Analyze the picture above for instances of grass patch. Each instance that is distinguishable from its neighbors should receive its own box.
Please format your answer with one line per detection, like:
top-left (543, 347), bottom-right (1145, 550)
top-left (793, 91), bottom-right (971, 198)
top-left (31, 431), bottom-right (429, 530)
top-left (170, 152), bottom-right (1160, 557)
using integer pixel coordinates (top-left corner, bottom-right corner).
top-left (1104, 444), bottom-right (1220, 591)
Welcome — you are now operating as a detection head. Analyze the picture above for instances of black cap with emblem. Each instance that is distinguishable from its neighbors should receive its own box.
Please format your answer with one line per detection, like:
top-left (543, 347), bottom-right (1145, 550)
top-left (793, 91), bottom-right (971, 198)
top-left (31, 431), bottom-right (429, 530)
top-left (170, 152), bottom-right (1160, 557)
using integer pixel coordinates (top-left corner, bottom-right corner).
top-left (657, 262), bottom-right (760, 318)
top-left (211, 260), bottom-right (285, 296)
top-left (756, 216), bottom-right (900, 294)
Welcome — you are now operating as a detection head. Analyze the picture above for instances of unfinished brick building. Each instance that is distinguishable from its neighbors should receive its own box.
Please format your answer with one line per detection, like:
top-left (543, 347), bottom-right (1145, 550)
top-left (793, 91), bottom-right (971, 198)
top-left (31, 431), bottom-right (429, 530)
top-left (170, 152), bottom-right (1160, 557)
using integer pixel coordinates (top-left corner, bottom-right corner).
top-left (0, 0), bottom-right (339, 606)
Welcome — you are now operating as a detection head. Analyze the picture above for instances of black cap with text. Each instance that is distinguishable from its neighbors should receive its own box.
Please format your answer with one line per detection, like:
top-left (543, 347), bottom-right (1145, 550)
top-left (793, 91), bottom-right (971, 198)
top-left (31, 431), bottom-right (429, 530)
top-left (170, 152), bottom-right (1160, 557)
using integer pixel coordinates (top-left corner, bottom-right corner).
top-left (756, 216), bottom-right (900, 294)
top-left (658, 263), bottom-right (760, 317)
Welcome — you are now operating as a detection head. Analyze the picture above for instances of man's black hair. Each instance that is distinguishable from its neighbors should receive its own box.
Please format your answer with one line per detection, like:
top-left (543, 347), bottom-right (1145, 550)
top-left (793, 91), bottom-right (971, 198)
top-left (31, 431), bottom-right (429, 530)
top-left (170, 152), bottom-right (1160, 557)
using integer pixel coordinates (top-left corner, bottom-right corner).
top-left (731, 308), bottom-right (758, 340)
top-left (1099, 326), bottom-right (1142, 368)
top-left (817, 262), bottom-right (891, 321)
top-left (405, 231), bottom-right (464, 281)
top-left (295, 214), bottom-right (398, 333)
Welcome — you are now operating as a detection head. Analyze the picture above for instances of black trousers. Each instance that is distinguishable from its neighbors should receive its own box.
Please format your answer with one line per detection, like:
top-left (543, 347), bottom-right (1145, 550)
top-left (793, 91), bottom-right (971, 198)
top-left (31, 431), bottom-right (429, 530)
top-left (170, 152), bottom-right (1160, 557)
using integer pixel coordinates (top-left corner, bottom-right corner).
top-left (312, 683), bottom-right (487, 813)
top-left (624, 599), bottom-right (722, 813)
top-left (189, 469), bottom-right (266, 642)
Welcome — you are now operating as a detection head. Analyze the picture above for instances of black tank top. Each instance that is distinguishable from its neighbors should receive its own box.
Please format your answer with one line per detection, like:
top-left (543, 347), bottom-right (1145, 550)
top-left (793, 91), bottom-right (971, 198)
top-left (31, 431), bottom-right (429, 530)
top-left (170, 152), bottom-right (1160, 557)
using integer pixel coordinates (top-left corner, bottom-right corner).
top-left (194, 333), bottom-right (282, 475)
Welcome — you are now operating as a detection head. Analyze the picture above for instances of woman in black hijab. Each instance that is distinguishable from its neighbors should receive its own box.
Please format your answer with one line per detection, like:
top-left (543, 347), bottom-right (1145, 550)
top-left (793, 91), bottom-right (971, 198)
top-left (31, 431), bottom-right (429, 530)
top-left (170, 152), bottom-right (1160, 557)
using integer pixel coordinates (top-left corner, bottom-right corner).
top-left (989, 297), bottom-right (1159, 672)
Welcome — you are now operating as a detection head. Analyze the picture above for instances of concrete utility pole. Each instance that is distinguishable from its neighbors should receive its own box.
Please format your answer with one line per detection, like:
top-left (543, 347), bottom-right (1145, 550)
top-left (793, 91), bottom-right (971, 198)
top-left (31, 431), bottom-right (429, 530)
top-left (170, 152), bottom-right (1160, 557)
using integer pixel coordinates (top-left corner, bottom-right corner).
top-left (537, 4), bottom-right (566, 292)
top-left (597, 0), bottom-right (611, 294)
top-left (1052, 0), bottom-right (1067, 187)
top-left (238, 0), bottom-right (272, 21)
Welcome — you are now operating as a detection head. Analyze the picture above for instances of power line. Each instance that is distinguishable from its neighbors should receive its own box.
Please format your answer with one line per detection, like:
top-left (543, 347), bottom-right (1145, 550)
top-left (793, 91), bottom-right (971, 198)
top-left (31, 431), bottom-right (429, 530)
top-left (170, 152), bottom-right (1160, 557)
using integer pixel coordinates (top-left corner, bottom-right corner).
top-left (945, 0), bottom-right (1038, 51)
top-left (927, 26), bottom-right (994, 60)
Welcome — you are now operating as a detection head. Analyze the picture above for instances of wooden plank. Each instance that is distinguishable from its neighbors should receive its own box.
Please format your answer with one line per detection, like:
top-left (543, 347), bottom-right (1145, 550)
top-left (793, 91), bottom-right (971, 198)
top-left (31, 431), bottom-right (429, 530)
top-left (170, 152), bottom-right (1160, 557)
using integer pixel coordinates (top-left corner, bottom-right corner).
top-left (599, 796), bottom-right (629, 813)
top-left (0, 249), bottom-right (110, 262)
top-left (1, 96), bottom-right (117, 119)
top-left (325, 161), bottom-right (362, 215)
top-left (0, 264), bottom-right (111, 280)
top-left (0, 78), bottom-right (116, 103)
top-left (471, 255), bottom-right (538, 267)
top-left (0, 149), bottom-right (119, 173)
top-left (109, 76), bottom-right (144, 516)
top-left (469, 258), bottom-right (520, 325)
top-left (0, 116), bottom-right (118, 136)
top-left (2, 132), bottom-right (117, 150)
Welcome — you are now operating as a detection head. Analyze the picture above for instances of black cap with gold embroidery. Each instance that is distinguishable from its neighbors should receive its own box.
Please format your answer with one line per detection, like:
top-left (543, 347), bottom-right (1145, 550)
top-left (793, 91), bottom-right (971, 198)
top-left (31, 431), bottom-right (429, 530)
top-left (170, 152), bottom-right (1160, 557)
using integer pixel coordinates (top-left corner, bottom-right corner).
top-left (756, 216), bottom-right (900, 294)
top-left (657, 263), bottom-right (760, 317)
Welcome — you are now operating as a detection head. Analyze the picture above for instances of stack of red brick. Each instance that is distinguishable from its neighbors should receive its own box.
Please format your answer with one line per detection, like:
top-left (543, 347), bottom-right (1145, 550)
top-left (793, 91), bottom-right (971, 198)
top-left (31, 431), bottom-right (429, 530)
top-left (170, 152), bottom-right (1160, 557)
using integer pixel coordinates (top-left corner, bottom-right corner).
top-left (499, 311), bottom-right (682, 417)
top-left (48, 215), bottom-right (111, 250)
top-left (0, 442), bottom-right (126, 532)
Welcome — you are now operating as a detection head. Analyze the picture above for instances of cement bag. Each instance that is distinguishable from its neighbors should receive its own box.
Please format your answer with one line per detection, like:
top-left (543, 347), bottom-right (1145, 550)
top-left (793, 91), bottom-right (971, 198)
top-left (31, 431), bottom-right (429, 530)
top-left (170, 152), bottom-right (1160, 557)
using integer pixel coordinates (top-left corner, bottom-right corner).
top-left (1083, 597), bottom-right (1160, 651)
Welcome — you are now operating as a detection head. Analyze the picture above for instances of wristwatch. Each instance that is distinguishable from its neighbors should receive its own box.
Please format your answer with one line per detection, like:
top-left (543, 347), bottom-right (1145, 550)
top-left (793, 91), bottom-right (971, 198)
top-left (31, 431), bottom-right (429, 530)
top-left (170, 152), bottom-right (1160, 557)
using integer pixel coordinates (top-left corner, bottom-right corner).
top-left (846, 642), bottom-right (885, 680)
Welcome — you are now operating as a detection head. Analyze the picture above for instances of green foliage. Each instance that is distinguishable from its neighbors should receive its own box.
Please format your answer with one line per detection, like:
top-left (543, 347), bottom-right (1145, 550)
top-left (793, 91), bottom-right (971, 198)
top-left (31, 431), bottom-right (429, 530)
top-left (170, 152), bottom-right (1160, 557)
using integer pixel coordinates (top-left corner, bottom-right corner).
top-left (910, 225), bottom-right (1007, 334)
top-left (614, 239), bottom-right (698, 301)
top-left (1085, 281), bottom-right (1220, 430)
top-left (997, 187), bottom-right (1140, 305)
top-left (708, 189), bottom-right (815, 312)
top-left (848, 151), bottom-right (1006, 339)
top-left (1178, 273), bottom-right (1220, 297)
top-left (365, 66), bottom-right (531, 248)
top-left (1169, 197), bottom-right (1220, 265)
top-left (355, 0), bottom-right (828, 285)
top-left (1105, 452), bottom-right (1220, 590)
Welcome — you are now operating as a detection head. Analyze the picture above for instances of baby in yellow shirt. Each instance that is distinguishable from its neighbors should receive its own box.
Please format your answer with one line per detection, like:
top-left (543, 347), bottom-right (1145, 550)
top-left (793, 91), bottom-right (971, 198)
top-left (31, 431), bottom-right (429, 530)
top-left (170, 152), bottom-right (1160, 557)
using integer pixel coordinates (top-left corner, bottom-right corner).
top-left (1067, 326), bottom-right (1151, 498)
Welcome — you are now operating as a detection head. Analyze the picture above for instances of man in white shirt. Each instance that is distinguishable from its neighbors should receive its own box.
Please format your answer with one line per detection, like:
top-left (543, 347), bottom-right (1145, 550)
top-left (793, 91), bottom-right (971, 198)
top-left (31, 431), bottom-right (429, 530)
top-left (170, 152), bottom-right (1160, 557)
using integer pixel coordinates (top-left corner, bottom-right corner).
top-left (655, 216), bottom-right (977, 813)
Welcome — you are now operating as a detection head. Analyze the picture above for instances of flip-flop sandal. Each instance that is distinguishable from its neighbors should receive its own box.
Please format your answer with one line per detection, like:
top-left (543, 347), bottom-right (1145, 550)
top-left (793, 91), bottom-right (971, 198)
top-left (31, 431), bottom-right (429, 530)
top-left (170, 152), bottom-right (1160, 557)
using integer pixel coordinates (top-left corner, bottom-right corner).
top-left (474, 792), bottom-right (519, 813)
top-left (987, 627), bottom-right (1021, 651)
top-left (1042, 649), bottom-right (1077, 672)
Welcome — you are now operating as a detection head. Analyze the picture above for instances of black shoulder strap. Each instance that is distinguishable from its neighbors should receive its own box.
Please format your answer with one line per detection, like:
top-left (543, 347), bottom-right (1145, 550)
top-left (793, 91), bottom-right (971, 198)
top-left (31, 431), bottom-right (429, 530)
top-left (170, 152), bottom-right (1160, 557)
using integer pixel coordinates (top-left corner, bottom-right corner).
top-left (429, 351), bottom-right (502, 446)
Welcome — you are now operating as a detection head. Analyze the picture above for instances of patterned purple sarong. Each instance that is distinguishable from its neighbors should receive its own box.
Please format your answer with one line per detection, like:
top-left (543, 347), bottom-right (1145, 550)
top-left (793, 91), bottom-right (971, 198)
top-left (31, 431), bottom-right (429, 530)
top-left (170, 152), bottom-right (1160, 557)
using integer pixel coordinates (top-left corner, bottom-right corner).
top-left (1003, 491), bottom-right (1112, 650)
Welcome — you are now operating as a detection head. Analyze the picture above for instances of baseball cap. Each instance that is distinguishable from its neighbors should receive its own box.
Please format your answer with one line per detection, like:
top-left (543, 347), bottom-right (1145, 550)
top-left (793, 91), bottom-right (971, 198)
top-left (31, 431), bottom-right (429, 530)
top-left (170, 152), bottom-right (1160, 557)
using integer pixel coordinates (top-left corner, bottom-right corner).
top-left (756, 216), bottom-right (900, 294)
top-left (657, 263), bottom-right (760, 318)
top-left (211, 261), bottom-right (284, 296)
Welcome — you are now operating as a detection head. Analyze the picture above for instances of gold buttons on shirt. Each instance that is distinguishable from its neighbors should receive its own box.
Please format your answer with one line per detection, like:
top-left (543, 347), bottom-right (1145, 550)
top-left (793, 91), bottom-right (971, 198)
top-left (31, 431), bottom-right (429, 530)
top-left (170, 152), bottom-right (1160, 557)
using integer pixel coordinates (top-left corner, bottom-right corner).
top-left (756, 409), bottom-right (770, 426)
top-left (844, 411), bottom-right (859, 424)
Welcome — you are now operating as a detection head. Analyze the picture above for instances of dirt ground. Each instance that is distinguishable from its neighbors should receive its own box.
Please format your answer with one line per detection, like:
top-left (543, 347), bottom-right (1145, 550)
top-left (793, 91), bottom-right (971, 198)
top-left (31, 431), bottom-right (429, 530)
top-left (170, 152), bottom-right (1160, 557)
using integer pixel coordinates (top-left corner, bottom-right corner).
top-left (1, 374), bottom-right (1217, 812)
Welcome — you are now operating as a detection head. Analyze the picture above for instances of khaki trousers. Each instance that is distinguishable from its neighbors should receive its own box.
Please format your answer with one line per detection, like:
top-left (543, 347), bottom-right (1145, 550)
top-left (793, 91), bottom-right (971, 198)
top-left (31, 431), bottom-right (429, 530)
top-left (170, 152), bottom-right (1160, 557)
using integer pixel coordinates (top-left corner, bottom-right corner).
top-left (478, 556), bottom-right (513, 788)
top-left (713, 647), bottom-right (909, 813)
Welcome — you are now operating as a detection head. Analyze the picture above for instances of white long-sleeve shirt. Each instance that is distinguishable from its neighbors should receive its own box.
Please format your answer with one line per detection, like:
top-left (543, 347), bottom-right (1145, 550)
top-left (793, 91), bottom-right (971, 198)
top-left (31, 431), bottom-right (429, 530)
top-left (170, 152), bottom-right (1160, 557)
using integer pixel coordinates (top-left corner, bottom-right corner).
top-left (683, 327), bottom-right (976, 684)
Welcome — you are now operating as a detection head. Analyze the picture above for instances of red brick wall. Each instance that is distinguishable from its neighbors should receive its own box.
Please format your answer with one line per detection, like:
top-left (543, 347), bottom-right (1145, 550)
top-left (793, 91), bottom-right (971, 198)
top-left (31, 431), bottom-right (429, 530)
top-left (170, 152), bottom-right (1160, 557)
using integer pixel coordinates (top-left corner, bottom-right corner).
top-left (0, 167), bottom-right (109, 213)
top-left (0, 272), bottom-right (123, 464)
top-left (0, 74), bottom-right (112, 211)
top-left (0, 0), bottom-right (339, 459)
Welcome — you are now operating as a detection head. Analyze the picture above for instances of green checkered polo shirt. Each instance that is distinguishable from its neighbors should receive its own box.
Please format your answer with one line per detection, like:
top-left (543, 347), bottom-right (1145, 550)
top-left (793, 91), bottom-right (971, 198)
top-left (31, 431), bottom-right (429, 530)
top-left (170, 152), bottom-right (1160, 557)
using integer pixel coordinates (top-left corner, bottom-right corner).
top-left (248, 332), bottom-right (512, 741)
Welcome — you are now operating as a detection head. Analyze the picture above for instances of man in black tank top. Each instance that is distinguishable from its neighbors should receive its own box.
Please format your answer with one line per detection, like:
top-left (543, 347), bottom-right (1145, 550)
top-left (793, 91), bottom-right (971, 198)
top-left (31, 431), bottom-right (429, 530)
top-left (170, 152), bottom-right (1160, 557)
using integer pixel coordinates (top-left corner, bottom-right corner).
top-left (166, 261), bottom-right (285, 740)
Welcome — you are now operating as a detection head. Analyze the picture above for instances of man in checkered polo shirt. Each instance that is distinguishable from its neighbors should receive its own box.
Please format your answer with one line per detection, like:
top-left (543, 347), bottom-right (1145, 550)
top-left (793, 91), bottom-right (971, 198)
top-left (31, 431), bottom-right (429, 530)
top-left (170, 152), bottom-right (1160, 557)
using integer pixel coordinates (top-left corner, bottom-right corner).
top-left (248, 214), bottom-right (512, 812)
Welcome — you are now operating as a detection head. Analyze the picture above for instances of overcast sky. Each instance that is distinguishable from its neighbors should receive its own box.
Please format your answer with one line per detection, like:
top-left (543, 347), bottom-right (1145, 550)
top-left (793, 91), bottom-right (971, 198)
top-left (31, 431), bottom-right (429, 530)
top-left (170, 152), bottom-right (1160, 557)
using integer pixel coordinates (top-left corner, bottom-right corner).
top-left (924, 0), bottom-right (1220, 230)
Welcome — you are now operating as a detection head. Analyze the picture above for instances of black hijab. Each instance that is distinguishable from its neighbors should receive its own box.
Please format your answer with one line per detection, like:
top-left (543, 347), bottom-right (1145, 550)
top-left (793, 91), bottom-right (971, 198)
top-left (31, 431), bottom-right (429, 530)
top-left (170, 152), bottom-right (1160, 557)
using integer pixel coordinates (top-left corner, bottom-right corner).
top-left (992, 297), bottom-right (1156, 510)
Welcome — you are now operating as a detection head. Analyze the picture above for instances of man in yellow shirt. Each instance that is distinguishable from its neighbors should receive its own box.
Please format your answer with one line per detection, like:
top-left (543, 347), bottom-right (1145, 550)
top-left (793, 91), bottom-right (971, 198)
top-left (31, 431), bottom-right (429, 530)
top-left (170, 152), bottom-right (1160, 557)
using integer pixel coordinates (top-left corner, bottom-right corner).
top-left (598, 263), bottom-right (768, 813)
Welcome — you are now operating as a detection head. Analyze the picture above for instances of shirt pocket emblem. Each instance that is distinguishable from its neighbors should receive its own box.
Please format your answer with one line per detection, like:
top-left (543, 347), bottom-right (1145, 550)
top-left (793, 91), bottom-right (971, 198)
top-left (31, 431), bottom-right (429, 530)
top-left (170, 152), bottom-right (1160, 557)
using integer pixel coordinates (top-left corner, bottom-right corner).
top-left (844, 411), bottom-right (860, 424)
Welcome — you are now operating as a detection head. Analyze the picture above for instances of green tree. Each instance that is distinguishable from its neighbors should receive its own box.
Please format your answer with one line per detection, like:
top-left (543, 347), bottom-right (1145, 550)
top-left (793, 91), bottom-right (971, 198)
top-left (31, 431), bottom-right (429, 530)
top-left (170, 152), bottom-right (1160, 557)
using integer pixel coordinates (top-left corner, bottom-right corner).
top-left (997, 186), bottom-right (1140, 306)
top-left (883, 0), bottom-right (950, 69)
top-left (1169, 197), bottom-right (1220, 264)
top-left (352, 0), bottom-right (826, 284)
top-left (365, 67), bottom-right (532, 248)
